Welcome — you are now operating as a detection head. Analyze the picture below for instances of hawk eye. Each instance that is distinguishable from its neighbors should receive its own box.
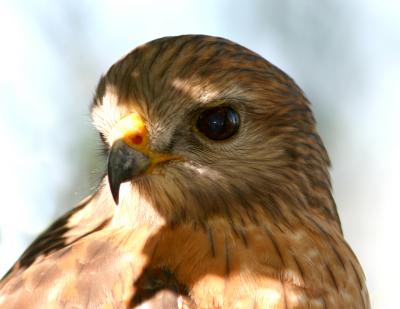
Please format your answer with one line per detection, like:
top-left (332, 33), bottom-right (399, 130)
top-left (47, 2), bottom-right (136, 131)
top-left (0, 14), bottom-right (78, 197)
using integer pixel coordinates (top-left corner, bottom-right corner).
top-left (196, 106), bottom-right (240, 140)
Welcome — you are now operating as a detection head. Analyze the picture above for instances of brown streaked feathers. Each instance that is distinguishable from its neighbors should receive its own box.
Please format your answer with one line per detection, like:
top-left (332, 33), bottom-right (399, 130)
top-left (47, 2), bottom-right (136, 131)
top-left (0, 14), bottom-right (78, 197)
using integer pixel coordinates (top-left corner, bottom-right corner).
top-left (0, 35), bottom-right (369, 308)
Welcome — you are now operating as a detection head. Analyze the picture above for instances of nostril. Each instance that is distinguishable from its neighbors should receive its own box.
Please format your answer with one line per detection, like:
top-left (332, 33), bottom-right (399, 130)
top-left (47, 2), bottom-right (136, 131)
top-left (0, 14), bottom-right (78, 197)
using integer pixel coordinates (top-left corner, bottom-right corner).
top-left (130, 135), bottom-right (143, 145)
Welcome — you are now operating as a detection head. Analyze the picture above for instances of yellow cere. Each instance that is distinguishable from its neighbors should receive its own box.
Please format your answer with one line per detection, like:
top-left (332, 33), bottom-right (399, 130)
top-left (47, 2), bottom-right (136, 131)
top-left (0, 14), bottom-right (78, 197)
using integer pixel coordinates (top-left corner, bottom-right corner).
top-left (110, 113), bottom-right (148, 148)
top-left (110, 112), bottom-right (183, 173)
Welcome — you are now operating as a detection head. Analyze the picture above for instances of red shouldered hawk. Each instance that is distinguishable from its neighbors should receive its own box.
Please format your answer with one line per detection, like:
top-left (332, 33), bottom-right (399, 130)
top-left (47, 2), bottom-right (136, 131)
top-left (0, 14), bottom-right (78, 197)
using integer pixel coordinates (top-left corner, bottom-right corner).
top-left (0, 35), bottom-right (369, 308)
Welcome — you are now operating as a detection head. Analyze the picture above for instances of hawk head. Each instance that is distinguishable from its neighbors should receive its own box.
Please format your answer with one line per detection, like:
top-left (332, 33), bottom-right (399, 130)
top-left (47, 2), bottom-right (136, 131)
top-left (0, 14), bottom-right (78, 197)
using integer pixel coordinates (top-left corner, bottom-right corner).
top-left (0, 35), bottom-right (368, 309)
top-left (0, 35), bottom-right (369, 308)
top-left (91, 35), bottom-right (340, 232)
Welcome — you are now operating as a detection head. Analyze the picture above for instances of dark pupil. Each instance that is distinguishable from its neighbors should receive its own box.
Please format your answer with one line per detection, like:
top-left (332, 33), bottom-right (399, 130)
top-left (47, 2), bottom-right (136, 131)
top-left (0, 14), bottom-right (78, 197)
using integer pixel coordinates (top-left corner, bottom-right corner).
top-left (208, 112), bottom-right (225, 133)
top-left (197, 107), bottom-right (239, 140)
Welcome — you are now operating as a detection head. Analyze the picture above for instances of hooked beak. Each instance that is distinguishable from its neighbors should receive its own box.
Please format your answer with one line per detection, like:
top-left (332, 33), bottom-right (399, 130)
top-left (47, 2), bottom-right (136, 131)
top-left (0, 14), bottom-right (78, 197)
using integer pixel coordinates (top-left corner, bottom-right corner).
top-left (107, 139), bottom-right (150, 205)
top-left (107, 112), bottom-right (180, 205)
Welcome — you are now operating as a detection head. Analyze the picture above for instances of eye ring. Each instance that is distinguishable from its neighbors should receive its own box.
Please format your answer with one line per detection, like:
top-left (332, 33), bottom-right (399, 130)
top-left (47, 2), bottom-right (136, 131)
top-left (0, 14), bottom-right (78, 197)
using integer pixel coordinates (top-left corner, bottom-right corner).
top-left (196, 106), bottom-right (240, 140)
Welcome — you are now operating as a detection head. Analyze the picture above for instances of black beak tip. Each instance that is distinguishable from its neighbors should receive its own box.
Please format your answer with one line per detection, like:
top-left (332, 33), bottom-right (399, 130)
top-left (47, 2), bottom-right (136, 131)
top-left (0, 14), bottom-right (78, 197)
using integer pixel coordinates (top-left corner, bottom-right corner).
top-left (109, 179), bottom-right (120, 205)
top-left (107, 139), bottom-right (151, 206)
top-left (108, 156), bottom-right (121, 205)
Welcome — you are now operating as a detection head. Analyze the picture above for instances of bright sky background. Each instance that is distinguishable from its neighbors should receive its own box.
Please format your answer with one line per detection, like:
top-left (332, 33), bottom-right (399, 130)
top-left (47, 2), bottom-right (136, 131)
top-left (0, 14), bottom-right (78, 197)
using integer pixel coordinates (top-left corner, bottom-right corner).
top-left (0, 1), bottom-right (399, 308)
